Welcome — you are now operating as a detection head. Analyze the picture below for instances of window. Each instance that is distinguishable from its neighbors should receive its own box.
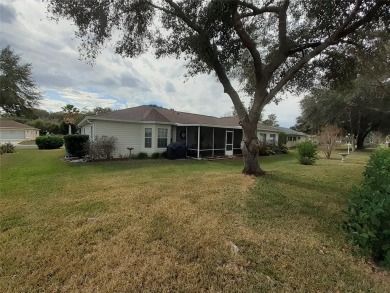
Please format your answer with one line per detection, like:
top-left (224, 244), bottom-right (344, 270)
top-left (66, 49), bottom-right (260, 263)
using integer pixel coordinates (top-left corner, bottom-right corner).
top-left (158, 128), bottom-right (168, 148)
top-left (259, 133), bottom-right (266, 144)
top-left (145, 128), bottom-right (152, 148)
top-left (270, 134), bottom-right (276, 145)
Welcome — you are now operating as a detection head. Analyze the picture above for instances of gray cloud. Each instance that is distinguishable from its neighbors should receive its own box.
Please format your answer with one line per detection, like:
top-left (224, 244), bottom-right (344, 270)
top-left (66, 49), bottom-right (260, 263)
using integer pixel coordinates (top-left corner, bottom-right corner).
top-left (0, 3), bottom-right (16, 24)
top-left (165, 81), bottom-right (176, 93)
top-left (120, 74), bottom-right (141, 88)
top-left (35, 72), bottom-right (74, 88)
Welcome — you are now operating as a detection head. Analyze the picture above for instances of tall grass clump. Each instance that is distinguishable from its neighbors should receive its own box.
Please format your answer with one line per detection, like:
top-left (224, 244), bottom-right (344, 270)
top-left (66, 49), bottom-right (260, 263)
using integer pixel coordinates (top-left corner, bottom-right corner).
top-left (344, 148), bottom-right (390, 268)
top-left (296, 140), bottom-right (318, 165)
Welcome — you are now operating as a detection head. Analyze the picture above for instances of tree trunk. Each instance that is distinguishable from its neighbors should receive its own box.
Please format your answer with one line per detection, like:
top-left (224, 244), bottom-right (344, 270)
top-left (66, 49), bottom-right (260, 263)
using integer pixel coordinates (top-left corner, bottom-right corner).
top-left (68, 124), bottom-right (72, 135)
top-left (241, 124), bottom-right (265, 176)
top-left (356, 134), bottom-right (367, 149)
top-left (351, 137), bottom-right (356, 152)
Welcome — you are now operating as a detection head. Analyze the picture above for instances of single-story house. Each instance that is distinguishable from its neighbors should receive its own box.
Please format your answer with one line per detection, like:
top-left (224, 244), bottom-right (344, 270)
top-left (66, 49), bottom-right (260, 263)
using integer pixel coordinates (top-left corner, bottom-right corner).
top-left (275, 126), bottom-right (308, 147)
top-left (0, 120), bottom-right (40, 143)
top-left (78, 105), bottom-right (280, 158)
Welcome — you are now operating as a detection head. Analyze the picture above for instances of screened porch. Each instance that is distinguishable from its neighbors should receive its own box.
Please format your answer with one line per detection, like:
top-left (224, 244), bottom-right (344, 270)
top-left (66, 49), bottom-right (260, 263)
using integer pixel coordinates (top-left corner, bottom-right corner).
top-left (175, 126), bottom-right (242, 159)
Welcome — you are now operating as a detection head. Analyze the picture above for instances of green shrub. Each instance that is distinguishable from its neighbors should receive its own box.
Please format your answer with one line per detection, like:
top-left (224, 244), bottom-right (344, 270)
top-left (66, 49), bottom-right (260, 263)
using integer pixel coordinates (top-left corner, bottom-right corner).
top-left (344, 148), bottom-right (390, 268)
top-left (259, 145), bottom-right (268, 156)
top-left (64, 135), bottom-right (89, 157)
top-left (35, 136), bottom-right (64, 150)
top-left (278, 131), bottom-right (287, 146)
top-left (296, 140), bottom-right (318, 165)
top-left (85, 136), bottom-right (117, 160)
top-left (0, 142), bottom-right (15, 154)
top-left (151, 152), bottom-right (161, 159)
top-left (136, 152), bottom-right (149, 159)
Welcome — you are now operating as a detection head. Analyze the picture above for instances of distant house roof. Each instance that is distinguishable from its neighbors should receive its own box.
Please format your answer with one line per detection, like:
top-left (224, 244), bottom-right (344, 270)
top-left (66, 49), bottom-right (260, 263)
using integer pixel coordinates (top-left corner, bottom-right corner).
top-left (0, 120), bottom-right (38, 130)
top-left (78, 105), bottom-right (279, 131)
top-left (275, 126), bottom-right (307, 136)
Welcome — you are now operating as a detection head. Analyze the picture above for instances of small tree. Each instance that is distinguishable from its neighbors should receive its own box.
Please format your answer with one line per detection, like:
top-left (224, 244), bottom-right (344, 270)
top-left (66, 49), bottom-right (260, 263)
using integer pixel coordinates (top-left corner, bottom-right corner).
top-left (317, 125), bottom-right (342, 159)
top-left (278, 132), bottom-right (287, 147)
top-left (262, 114), bottom-right (279, 127)
top-left (296, 140), bottom-right (318, 165)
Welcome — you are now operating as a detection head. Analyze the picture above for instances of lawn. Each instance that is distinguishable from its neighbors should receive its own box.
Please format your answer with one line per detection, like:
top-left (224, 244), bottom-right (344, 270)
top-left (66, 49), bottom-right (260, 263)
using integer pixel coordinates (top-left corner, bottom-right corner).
top-left (0, 149), bottom-right (389, 292)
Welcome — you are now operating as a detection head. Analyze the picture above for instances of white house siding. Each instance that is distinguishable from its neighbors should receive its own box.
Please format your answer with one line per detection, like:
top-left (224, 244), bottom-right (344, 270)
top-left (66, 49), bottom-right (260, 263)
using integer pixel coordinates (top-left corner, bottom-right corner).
top-left (80, 121), bottom-right (173, 157)
top-left (286, 135), bottom-right (307, 147)
top-left (257, 130), bottom-right (279, 145)
top-left (25, 129), bottom-right (39, 140)
top-left (81, 123), bottom-right (94, 138)
top-left (93, 120), bottom-right (143, 157)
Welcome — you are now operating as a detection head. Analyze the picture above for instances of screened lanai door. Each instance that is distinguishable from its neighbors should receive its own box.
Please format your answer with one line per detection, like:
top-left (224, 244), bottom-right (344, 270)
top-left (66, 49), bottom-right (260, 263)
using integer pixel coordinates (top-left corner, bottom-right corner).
top-left (225, 130), bottom-right (233, 156)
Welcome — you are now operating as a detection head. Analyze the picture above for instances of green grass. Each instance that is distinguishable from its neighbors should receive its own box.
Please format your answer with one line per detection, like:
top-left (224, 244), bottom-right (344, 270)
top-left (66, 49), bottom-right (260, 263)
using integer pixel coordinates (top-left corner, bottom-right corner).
top-left (0, 149), bottom-right (389, 292)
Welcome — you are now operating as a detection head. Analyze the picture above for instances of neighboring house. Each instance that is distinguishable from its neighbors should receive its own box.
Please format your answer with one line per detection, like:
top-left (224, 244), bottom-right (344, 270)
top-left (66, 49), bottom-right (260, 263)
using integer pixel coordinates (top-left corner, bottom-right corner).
top-left (0, 120), bottom-right (40, 143)
top-left (276, 126), bottom-right (308, 147)
top-left (78, 105), bottom-right (280, 158)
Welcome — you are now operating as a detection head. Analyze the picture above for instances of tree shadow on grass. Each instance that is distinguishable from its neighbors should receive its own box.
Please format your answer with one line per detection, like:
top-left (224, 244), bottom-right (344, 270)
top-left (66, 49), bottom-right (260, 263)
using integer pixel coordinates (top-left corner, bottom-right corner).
top-left (246, 171), bottom-right (349, 241)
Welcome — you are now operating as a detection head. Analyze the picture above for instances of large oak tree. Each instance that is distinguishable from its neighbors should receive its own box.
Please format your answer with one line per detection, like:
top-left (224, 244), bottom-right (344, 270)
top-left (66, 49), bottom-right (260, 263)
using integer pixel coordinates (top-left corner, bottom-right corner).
top-left (299, 29), bottom-right (390, 150)
top-left (0, 46), bottom-right (41, 117)
top-left (46, 0), bottom-right (389, 175)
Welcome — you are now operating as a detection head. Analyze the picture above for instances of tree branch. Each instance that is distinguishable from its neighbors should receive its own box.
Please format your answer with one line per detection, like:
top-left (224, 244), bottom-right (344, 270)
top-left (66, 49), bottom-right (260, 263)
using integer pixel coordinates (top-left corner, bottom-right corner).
top-left (142, 0), bottom-right (179, 18)
top-left (232, 2), bottom-right (270, 123)
top-left (288, 42), bottom-right (322, 55)
top-left (237, 1), bottom-right (280, 18)
top-left (231, 5), bottom-right (263, 79)
top-left (278, 0), bottom-right (289, 54)
top-left (266, 0), bottom-right (385, 104)
top-left (262, 0), bottom-right (290, 83)
top-left (164, 0), bottom-right (203, 34)
top-left (338, 0), bottom-right (363, 32)
top-left (164, 0), bottom-right (248, 121)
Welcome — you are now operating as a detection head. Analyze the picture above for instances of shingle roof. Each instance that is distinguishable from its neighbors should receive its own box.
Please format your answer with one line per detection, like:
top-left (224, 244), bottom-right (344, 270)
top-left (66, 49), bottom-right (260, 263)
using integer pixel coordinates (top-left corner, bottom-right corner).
top-left (0, 120), bottom-right (38, 129)
top-left (81, 105), bottom-right (279, 131)
top-left (275, 126), bottom-right (307, 136)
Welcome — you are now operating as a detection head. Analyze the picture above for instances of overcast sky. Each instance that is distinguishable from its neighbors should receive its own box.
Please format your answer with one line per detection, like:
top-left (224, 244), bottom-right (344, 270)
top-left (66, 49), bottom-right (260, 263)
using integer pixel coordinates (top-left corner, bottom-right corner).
top-left (0, 0), bottom-right (303, 127)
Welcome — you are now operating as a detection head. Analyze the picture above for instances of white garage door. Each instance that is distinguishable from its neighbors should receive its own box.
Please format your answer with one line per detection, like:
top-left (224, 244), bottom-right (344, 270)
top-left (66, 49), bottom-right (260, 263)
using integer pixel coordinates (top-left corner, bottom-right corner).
top-left (0, 130), bottom-right (25, 139)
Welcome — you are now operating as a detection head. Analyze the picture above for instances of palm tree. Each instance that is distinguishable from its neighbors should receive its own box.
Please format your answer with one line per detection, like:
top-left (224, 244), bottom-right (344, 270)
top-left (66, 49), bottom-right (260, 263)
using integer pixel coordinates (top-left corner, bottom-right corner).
top-left (62, 104), bottom-right (79, 135)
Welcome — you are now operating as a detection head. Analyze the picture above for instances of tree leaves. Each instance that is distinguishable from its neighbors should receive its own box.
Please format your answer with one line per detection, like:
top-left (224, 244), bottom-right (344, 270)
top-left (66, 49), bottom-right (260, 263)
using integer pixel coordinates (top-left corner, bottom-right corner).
top-left (0, 45), bottom-right (41, 117)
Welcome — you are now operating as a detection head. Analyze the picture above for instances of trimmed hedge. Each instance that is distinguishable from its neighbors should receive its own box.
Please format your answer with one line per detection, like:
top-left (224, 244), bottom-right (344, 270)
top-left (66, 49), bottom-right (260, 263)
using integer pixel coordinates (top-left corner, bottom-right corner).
top-left (64, 135), bottom-right (89, 157)
top-left (35, 136), bottom-right (64, 150)
top-left (344, 148), bottom-right (390, 268)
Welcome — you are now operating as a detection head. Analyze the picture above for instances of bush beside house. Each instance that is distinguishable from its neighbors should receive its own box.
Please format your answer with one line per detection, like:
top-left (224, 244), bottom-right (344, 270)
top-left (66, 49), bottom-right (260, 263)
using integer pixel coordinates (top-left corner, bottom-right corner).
top-left (63, 135), bottom-right (89, 157)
